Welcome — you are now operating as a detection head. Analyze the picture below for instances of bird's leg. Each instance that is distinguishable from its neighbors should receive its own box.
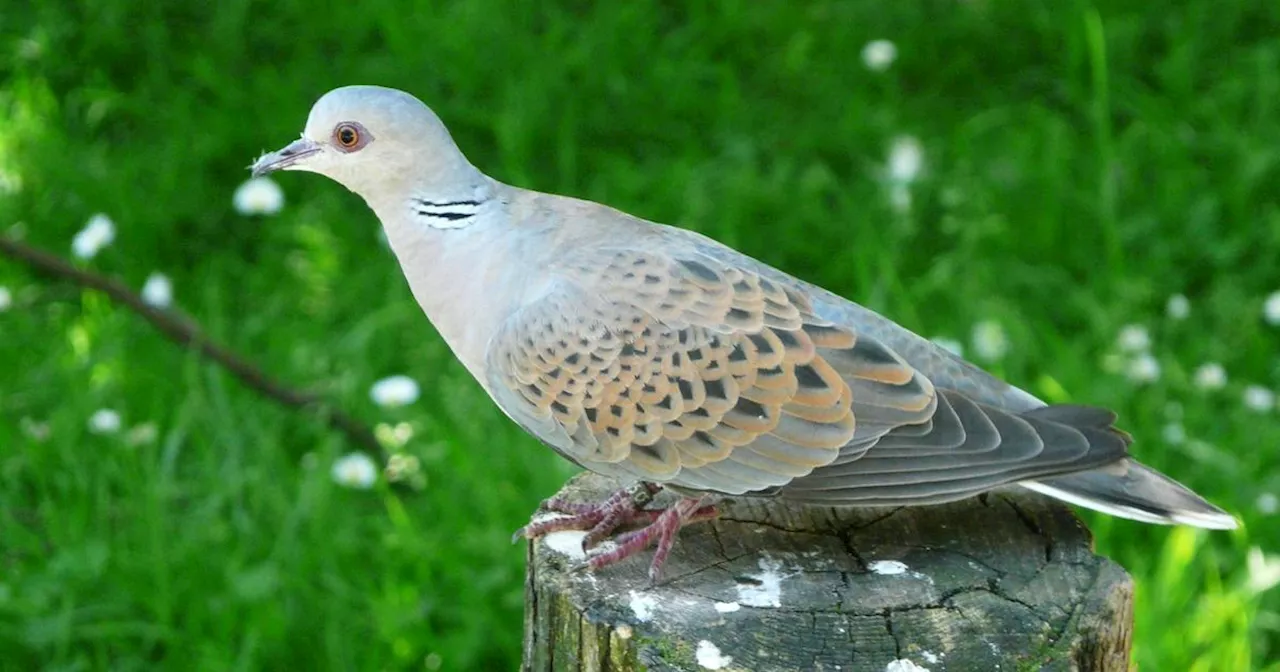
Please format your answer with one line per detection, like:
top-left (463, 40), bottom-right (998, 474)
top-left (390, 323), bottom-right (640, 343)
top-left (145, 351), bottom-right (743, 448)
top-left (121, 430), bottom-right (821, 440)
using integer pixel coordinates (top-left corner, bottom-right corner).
top-left (512, 482), bottom-right (662, 543)
top-left (583, 496), bottom-right (718, 585)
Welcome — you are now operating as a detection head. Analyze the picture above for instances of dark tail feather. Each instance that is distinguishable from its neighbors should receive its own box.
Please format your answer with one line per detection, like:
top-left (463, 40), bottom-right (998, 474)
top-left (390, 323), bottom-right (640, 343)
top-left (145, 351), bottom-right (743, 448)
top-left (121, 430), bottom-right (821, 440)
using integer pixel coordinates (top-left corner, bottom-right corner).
top-left (1020, 458), bottom-right (1237, 530)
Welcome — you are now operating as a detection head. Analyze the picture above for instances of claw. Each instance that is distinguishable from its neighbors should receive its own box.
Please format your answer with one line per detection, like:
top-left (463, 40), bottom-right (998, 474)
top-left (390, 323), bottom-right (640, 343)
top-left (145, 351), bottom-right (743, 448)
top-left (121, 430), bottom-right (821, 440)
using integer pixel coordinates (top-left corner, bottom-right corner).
top-left (516, 483), bottom-right (719, 582)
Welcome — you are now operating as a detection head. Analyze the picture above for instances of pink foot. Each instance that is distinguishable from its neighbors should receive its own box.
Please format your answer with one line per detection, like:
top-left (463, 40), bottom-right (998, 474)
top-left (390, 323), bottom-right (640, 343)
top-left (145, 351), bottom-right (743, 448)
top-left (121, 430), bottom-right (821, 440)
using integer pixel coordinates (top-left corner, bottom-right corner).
top-left (583, 497), bottom-right (718, 585)
top-left (513, 482), bottom-right (662, 545)
top-left (514, 483), bottom-right (718, 584)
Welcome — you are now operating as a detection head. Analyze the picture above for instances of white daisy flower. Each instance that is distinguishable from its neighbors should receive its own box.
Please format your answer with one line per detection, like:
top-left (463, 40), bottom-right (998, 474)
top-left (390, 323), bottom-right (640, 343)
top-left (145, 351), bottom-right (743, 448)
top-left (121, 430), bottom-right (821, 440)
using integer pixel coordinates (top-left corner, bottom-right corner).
top-left (1125, 353), bottom-right (1161, 383)
top-left (71, 213), bottom-right (116, 259)
top-left (1192, 362), bottom-right (1227, 391)
top-left (1243, 385), bottom-right (1275, 412)
top-left (88, 408), bottom-right (122, 434)
top-left (0, 285), bottom-right (11, 312)
top-left (1246, 547), bottom-right (1280, 594)
top-left (1166, 294), bottom-right (1190, 320)
top-left (1116, 324), bottom-right (1151, 353)
top-left (883, 135), bottom-right (923, 215)
top-left (970, 320), bottom-right (1008, 361)
top-left (1264, 291), bottom-right (1280, 326)
top-left (887, 135), bottom-right (923, 184)
top-left (1257, 492), bottom-right (1278, 516)
top-left (331, 452), bottom-right (377, 489)
top-left (140, 272), bottom-right (173, 308)
top-left (232, 176), bottom-right (285, 216)
top-left (861, 39), bottom-right (898, 72)
top-left (370, 375), bottom-right (420, 408)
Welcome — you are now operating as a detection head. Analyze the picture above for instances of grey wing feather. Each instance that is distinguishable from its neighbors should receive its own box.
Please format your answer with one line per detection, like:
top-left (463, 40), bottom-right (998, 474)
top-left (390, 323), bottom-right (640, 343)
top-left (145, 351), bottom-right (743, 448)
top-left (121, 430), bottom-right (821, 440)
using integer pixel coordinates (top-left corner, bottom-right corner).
top-left (776, 392), bottom-right (1131, 505)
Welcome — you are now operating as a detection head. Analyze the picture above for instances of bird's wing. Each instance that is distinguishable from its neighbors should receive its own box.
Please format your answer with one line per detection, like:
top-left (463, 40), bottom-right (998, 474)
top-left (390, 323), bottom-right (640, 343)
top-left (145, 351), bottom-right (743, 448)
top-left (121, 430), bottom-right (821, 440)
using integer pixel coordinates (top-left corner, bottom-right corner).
top-left (484, 247), bottom-right (1128, 496)
top-left (676, 227), bottom-right (1046, 413)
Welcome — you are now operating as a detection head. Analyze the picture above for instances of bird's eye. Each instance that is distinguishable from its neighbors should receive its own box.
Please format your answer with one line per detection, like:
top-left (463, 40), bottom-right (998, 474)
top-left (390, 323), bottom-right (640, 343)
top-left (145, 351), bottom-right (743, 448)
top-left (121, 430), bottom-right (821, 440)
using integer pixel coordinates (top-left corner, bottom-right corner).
top-left (333, 122), bottom-right (365, 151)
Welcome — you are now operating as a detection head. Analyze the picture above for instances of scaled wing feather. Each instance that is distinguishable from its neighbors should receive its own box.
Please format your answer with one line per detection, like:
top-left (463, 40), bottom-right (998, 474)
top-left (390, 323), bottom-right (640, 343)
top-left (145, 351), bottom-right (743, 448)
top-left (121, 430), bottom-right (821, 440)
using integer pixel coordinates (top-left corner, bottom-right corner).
top-left (485, 248), bottom-right (935, 493)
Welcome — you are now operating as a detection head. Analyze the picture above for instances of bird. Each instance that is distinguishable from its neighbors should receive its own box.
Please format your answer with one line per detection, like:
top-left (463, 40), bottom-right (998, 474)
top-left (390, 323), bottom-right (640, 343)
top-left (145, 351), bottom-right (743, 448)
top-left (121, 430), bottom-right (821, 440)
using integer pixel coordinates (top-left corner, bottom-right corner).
top-left (253, 85), bottom-right (1237, 583)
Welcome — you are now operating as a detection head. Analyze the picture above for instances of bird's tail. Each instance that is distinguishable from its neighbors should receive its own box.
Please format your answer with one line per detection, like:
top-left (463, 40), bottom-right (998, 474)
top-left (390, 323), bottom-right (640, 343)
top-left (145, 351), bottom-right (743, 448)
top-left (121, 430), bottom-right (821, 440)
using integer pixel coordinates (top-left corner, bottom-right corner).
top-left (1019, 458), bottom-right (1238, 530)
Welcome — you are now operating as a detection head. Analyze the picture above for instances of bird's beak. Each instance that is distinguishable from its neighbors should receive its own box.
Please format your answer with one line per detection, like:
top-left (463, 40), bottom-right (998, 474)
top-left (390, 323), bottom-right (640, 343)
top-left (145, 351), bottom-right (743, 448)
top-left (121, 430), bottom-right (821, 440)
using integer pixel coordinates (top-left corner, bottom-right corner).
top-left (250, 137), bottom-right (322, 176)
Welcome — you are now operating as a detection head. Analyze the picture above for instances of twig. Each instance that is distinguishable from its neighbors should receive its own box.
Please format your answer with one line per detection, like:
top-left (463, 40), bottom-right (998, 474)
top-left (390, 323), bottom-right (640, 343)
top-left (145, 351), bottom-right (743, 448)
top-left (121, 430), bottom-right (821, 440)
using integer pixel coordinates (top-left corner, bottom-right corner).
top-left (0, 235), bottom-right (384, 456)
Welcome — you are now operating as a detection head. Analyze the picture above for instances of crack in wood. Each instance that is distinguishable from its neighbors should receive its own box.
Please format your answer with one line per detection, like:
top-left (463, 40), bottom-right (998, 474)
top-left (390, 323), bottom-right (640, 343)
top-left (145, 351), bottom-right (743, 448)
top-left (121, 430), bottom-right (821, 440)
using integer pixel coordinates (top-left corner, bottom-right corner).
top-left (716, 515), bottom-right (841, 536)
top-left (846, 506), bottom-right (908, 530)
top-left (1002, 495), bottom-right (1054, 562)
top-left (883, 608), bottom-right (904, 659)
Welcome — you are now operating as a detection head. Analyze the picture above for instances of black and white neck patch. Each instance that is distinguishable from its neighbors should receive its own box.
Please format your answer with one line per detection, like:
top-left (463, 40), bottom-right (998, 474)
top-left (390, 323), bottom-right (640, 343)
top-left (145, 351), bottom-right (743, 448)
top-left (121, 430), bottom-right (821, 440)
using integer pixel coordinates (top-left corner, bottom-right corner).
top-left (410, 197), bottom-right (486, 229)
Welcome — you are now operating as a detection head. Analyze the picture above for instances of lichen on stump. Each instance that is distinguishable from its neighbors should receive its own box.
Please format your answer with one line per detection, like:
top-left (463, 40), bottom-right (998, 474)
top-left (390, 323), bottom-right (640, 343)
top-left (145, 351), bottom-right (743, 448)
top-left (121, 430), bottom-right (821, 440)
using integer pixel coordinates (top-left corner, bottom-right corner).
top-left (523, 473), bottom-right (1133, 672)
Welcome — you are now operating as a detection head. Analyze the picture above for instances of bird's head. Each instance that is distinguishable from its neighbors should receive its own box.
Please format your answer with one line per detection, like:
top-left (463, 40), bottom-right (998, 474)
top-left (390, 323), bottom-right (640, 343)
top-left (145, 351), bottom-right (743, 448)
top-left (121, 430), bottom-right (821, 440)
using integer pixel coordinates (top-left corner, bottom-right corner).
top-left (252, 85), bottom-right (479, 203)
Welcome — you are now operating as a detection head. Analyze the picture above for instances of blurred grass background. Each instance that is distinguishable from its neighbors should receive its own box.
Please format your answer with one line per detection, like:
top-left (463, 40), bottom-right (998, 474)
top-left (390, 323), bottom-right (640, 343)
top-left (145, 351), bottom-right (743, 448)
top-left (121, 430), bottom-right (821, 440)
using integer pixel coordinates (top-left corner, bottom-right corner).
top-left (2, 0), bottom-right (1279, 669)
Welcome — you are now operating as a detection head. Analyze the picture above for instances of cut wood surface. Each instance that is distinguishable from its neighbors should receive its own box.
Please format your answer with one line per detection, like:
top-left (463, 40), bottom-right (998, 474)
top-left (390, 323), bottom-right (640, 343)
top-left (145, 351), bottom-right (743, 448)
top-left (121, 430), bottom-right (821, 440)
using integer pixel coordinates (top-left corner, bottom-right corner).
top-left (523, 473), bottom-right (1133, 672)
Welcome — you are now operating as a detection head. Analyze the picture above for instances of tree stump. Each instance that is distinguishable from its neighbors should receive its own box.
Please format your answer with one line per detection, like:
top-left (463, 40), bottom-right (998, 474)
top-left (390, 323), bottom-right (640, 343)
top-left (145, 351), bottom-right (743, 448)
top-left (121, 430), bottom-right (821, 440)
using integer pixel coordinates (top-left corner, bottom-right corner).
top-left (523, 473), bottom-right (1132, 672)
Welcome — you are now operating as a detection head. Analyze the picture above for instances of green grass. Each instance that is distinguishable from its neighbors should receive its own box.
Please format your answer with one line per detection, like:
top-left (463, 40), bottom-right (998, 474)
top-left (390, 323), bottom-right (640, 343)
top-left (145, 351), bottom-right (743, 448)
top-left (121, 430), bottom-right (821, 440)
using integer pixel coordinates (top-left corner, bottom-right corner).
top-left (2, 1), bottom-right (1279, 669)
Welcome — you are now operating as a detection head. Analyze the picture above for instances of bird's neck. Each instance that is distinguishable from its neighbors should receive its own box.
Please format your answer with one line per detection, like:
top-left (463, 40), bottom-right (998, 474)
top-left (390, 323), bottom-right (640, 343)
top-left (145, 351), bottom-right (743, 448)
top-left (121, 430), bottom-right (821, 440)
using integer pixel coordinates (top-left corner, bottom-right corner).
top-left (370, 184), bottom-right (526, 385)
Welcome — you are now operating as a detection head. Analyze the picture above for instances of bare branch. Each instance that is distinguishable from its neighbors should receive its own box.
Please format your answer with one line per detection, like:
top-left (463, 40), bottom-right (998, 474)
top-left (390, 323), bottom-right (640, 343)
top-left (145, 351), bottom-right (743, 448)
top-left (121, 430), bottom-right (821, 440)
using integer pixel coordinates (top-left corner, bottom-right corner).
top-left (0, 234), bottom-right (384, 457)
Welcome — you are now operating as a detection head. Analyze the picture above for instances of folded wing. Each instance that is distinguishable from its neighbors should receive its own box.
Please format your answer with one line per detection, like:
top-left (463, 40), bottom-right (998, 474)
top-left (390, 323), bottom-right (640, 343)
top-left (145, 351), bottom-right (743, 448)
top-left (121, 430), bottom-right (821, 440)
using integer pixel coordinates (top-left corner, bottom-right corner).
top-left (485, 248), bottom-right (1129, 499)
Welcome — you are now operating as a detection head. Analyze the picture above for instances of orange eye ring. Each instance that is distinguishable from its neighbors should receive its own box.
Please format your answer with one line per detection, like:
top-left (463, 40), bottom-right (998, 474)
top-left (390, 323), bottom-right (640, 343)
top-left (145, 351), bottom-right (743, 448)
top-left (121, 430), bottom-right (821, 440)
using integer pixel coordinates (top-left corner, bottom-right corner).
top-left (334, 123), bottom-right (361, 149)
